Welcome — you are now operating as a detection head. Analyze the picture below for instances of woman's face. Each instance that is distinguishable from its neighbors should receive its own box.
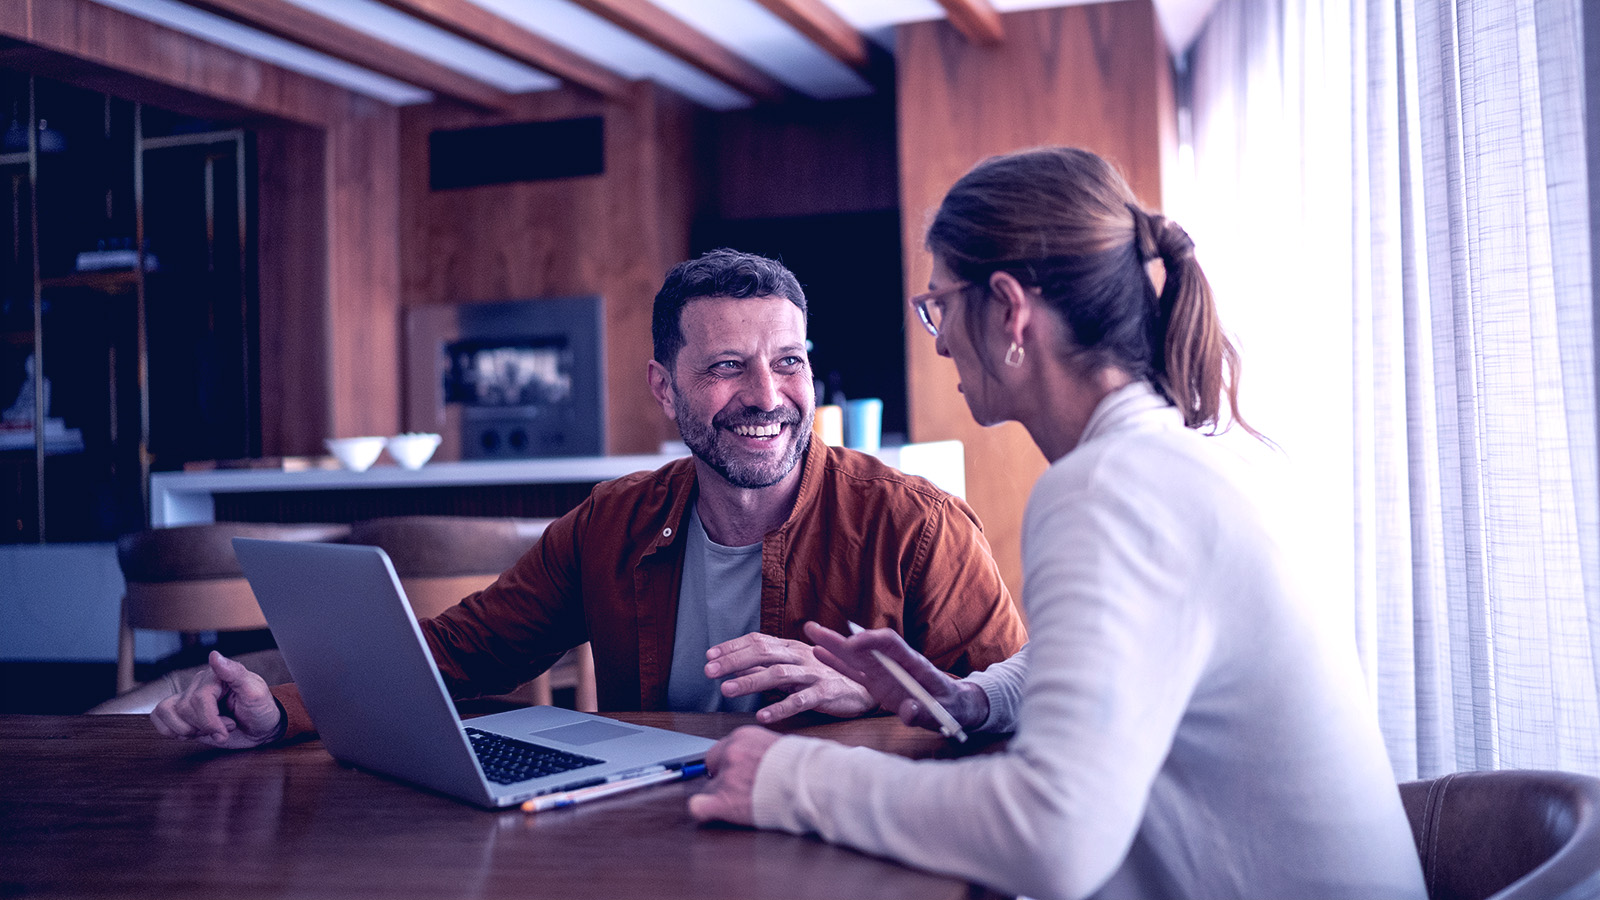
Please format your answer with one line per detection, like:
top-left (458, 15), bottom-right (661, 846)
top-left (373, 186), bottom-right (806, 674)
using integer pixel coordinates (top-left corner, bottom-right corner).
top-left (927, 258), bottom-right (1008, 427)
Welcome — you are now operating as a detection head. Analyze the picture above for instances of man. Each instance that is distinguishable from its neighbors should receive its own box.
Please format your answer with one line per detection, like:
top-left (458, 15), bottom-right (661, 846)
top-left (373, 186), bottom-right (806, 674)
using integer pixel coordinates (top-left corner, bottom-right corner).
top-left (153, 249), bottom-right (1026, 749)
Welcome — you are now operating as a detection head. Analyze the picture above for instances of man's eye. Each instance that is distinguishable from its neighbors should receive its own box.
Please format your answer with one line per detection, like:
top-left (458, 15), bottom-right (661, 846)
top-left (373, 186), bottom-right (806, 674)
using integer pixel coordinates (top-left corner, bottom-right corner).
top-left (711, 361), bottom-right (741, 374)
top-left (776, 356), bottom-right (806, 370)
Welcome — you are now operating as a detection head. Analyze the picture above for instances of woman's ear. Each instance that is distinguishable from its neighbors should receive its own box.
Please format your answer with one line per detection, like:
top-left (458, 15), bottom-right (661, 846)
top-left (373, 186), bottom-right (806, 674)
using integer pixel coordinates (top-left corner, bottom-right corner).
top-left (988, 270), bottom-right (1033, 348)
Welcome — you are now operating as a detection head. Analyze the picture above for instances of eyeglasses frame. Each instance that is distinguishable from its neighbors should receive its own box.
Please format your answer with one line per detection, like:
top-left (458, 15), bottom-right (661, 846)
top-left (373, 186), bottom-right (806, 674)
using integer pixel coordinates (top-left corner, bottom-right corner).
top-left (909, 281), bottom-right (973, 338)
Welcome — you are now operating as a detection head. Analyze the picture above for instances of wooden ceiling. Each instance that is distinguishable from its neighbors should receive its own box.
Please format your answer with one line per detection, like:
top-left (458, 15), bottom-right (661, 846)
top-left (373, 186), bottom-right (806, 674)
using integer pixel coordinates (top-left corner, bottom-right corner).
top-left (86, 0), bottom-right (1208, 112)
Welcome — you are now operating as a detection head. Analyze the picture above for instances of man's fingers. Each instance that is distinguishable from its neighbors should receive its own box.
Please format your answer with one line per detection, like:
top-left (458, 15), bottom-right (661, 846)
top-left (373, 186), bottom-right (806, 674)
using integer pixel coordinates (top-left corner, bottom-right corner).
top-left (705, 633), bottom-right (805, 678)
top-left (754, 690), bottom-right (818, 724)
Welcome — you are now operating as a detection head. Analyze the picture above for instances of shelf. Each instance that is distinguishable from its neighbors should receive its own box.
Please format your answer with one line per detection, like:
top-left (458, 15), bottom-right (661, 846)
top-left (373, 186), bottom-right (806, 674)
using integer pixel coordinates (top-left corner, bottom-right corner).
top-left (39, 271), bottom-right (141, 293)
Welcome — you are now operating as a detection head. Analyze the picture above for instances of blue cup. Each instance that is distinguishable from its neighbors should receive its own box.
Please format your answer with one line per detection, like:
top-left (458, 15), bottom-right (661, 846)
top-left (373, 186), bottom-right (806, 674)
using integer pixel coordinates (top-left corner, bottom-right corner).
top-left (844, 398), bottom-right (883, 453)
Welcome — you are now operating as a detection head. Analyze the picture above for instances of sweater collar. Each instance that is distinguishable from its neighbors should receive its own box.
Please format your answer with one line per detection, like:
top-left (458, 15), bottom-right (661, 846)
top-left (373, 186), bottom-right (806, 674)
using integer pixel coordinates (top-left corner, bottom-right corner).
top-left (1078, 381), bottom-right (1180, 448)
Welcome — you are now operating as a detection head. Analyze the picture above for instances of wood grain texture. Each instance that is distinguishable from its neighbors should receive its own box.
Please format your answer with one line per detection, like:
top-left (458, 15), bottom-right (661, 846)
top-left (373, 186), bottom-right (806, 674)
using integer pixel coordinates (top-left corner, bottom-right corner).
top-left (0, 712), bottom-right (1005, 900)
top-left (708, 94), bottom-right (897, 220)
top-left (896, 1), bottom-right (1175, 597)
top-left (255, 124), bottom-right (330, 456)
top-left (2, 0), bottom-right (355, 127)
top-left (398, 83), bottom-right (696, 456)
top-left (753, 0), bottom-right (869, 70)
top-left (373, 0), bottom-right (634, 101)
top-left (572, 0), bottom-right (788, 103)
top-left (180, 0), bottom-right (515, 111)
top-left (326, 97), bottom-right (404, 441)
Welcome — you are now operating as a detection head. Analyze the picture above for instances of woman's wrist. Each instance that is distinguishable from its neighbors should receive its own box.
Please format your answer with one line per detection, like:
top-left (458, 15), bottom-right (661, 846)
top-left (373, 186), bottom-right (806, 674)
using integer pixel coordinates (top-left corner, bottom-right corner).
top-left (955, 680), bottom-right (991, 730)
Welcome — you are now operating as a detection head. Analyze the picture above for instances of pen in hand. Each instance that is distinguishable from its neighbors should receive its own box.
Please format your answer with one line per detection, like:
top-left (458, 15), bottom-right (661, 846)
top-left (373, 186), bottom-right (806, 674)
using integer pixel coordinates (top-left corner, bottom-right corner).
top-left (847, 622), bottom-right (968, 743)
top-left (522, 762), bottom-right (708, 813)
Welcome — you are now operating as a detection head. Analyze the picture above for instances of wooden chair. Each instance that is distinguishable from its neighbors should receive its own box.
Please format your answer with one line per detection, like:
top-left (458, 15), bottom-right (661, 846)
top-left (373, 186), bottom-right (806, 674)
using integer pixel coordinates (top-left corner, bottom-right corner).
top-left (112, 522), bottom-right (351, 696)
top-left (343, 515), bottom-right (597, 711)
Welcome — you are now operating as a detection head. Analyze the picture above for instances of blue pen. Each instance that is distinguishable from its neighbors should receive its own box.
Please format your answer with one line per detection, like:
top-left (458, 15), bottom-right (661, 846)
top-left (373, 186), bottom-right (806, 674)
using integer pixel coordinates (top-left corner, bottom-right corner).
top-left (522, 762), bottom-right (707, 813)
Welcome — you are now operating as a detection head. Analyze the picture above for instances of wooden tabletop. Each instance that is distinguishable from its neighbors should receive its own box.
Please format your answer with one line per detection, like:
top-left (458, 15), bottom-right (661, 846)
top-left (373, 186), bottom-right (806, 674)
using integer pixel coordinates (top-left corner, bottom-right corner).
top-left (0, 711), bottom-right (1006, 900)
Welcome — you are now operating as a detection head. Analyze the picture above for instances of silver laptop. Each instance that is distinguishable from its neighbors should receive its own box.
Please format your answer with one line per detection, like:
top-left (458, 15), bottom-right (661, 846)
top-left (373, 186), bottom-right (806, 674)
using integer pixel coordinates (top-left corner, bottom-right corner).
top-left (232, 537), bottom-right (714, 809)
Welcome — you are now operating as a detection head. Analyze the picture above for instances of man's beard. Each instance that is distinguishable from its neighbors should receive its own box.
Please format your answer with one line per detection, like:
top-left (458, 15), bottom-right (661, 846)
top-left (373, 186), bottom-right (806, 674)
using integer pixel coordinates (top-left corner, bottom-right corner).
top-left (674, 388), bottom-right (812, 489)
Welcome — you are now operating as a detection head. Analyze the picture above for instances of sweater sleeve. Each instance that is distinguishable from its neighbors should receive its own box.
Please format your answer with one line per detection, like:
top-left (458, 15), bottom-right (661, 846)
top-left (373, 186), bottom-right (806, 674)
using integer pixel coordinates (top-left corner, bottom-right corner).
top-left (961, 643), bottom-right (1029, 733)
top-left (748, 469), bottom-right (1216, 900)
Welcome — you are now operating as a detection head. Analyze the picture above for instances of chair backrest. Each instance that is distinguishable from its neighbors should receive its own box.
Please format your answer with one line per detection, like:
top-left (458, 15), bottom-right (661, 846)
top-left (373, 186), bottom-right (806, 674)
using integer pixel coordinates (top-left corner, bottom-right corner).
top-left (114, 522), bottom-right (351, 695)
top-left (1399, 769), bottom-right (1600, 900)
top-left (342, 516), bottom-right (552, 618)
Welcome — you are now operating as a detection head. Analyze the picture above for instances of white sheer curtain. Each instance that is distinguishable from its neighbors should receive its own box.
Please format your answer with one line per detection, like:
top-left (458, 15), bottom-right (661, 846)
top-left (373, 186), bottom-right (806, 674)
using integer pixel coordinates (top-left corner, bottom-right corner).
top-left (1180, 0), bottom-right (1598, 778)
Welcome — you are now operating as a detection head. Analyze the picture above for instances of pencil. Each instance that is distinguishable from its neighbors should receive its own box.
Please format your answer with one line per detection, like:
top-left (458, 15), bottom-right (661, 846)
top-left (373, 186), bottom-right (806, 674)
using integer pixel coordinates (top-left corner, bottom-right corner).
top-left (847, 622), bottom-right (968, 743)
top-left (522, 762), bottom-right (707, 813)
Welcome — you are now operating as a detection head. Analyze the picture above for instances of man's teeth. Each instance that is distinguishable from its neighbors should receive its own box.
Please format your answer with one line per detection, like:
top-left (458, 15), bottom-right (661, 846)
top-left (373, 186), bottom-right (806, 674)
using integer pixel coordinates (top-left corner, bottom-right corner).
top-left (731, 423), bottom-right (782, 437)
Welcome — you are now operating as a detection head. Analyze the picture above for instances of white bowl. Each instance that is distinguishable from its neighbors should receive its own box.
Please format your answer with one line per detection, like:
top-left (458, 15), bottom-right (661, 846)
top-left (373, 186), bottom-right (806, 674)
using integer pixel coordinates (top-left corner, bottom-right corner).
top-left (386, 432), bottom-right (442, 470)
top-left (324, 436), bottom-right (386, 472)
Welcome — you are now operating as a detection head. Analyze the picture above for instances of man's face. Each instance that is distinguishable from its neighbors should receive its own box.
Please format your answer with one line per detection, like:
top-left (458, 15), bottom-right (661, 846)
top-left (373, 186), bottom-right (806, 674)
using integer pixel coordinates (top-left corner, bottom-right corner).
top-left (649, 296), bottom-right (814, 490)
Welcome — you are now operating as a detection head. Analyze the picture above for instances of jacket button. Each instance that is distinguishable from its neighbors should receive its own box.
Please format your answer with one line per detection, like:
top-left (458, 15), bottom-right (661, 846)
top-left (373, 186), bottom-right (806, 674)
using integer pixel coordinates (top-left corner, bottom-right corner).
top-left (662, 527), bottom-right (673, 538)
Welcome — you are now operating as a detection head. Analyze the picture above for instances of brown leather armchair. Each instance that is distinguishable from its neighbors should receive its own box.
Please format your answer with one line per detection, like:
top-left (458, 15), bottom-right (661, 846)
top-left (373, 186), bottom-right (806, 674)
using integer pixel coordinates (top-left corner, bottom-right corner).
top-left (1399, 769), bottom-right (1600, 900)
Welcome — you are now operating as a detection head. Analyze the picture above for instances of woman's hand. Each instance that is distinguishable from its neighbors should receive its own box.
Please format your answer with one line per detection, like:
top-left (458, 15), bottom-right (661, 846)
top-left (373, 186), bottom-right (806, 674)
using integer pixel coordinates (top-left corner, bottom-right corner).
top-left (687, 725), bottom-right (782, 826)
top-left (803, 621), bottom-right (989, 732)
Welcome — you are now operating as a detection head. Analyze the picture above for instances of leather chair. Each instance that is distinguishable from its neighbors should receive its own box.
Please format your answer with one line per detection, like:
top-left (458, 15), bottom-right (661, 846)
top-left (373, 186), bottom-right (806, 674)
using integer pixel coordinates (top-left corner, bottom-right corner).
top-left (96, 521), bottom-right (350, 711)
top-left (343, 515), bottom-right (597, 712)
top-left (1399, 769), bottom-right (1600, 900)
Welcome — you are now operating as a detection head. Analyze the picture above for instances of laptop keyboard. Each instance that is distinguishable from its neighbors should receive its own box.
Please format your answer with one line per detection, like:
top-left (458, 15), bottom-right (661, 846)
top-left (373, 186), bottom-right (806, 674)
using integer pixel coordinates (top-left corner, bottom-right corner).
top-left (465, 727), bottom-right (606, 785)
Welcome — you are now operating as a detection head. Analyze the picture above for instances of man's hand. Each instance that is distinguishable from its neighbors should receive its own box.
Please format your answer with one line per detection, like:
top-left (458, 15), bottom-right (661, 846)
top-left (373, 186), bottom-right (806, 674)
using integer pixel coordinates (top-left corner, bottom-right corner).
top-left (804, 621), bottom-right (989, 732)
top-left (687, 724), bottom-right (781, 826)
top-left (150, 651), bottom-right (283, 750)
top-left (706, 632), bottom-right (875, 724)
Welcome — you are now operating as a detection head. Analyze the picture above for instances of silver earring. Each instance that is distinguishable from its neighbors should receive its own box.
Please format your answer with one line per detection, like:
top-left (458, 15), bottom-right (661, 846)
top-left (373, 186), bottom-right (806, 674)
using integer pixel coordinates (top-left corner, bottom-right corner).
top-left (1004, 342), bottom-right (1025, 368)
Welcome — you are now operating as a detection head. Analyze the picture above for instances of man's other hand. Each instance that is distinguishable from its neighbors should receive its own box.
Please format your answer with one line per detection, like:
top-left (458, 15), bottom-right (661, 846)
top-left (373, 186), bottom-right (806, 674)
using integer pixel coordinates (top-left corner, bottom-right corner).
top-left (150, 651), bottom-right (282, 750)
top-left (706, 632), bottom-right (874, 724)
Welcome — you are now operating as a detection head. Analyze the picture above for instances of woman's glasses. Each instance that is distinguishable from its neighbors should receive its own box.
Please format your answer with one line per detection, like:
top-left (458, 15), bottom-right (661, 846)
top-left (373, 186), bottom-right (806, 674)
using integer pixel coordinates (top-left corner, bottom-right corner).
top-left (908, 282), bottom-right (971, 338)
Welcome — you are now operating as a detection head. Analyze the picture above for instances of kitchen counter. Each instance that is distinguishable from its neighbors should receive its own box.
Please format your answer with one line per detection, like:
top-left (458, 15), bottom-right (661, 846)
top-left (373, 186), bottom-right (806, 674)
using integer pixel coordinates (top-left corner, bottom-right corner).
top-left (150, 442), bottom-right (964, 527)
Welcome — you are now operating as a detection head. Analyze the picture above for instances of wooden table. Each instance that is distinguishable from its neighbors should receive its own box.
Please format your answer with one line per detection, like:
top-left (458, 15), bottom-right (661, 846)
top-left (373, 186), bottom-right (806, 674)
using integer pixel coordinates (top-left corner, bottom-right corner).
top-left (0, 711), bottom-right (1005, 899)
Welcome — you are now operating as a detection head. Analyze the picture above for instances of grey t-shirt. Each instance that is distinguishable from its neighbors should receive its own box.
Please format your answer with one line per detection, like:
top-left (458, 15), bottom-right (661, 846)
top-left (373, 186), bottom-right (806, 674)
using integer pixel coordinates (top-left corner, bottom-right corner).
top-left (666, 505), bottom-right (762, 712)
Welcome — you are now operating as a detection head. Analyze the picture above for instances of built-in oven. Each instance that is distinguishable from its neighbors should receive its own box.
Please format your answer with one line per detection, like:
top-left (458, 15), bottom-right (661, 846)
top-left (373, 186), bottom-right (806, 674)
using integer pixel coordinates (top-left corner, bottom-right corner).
top-left (405, 296), bottom-right (605, 460)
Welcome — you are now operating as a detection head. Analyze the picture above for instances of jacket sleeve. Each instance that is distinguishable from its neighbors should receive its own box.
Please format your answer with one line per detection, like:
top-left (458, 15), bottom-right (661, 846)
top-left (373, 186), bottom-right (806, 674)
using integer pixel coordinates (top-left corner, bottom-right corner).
top-left (419, 502), bottom-right (593, 698)
top-left (905, 494), bottom-right (1028, 675)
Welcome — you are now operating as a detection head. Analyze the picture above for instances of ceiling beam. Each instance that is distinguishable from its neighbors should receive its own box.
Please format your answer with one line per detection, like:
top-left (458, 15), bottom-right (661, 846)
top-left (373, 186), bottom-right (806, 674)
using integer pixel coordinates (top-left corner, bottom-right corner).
top-left (570, 0), bottom-right (788, 105)
top-left (936, 0), bottom-right (1005, 46)
top-left (752, 0), bottom-right (869, 71)
top-left (176, 0), bottom-right (517, 111)
top-left (370, 0), bottom-right (635, 102)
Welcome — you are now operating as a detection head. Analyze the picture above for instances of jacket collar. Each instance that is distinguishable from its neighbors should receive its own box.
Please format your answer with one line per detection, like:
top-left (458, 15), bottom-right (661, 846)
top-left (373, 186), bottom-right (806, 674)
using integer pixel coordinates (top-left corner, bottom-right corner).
top-left (652, 430), bottom-right (827, 549)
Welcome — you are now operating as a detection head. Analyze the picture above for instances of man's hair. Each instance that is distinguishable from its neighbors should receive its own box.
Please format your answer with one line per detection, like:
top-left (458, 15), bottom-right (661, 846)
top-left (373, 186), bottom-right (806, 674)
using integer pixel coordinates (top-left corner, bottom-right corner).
top-left (651, 249), bottom-right (807, 368)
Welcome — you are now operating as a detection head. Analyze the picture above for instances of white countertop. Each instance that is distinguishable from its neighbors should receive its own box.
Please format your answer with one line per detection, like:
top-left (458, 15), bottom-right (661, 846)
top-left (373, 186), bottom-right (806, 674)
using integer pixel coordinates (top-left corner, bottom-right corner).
top-left (149, 442), bottom-right (964, 526)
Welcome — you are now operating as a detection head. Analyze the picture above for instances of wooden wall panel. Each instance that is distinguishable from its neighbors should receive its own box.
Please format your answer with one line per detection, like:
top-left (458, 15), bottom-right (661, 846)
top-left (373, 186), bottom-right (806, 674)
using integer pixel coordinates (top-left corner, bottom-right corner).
top-left (326, 98), bottom-right (402, 440)
top-left (399, 83), bottom-right (697, 457)
top-left (897, 0), bottom-right (1175, 597)
top-left (256, 124), bottom-right (329, 456)
top-left (708, 95), bottom-right (898, 220)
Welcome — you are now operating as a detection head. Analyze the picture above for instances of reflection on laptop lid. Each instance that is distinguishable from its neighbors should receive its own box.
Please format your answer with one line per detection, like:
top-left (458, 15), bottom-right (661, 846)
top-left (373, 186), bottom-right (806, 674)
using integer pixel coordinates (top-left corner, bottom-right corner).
top-left (232, 538), bottom-right (714, 809)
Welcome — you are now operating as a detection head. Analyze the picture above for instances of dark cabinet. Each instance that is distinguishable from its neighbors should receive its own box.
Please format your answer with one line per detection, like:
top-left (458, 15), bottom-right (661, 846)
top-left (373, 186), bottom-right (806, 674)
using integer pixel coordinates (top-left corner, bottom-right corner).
top-left (1, 73), bottom-right (256, 543)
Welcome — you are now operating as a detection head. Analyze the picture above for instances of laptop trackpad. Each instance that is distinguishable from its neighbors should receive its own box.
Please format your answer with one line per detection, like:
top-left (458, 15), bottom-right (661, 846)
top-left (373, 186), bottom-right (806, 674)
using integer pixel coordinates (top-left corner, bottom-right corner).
top-left (531, 720), bottom-right (640, 746)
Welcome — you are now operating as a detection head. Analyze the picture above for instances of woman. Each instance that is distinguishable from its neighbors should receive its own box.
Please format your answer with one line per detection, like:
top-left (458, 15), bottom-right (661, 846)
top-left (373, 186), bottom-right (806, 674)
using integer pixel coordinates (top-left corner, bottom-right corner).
top-left (687, 147), bottom-right (1426, 900)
